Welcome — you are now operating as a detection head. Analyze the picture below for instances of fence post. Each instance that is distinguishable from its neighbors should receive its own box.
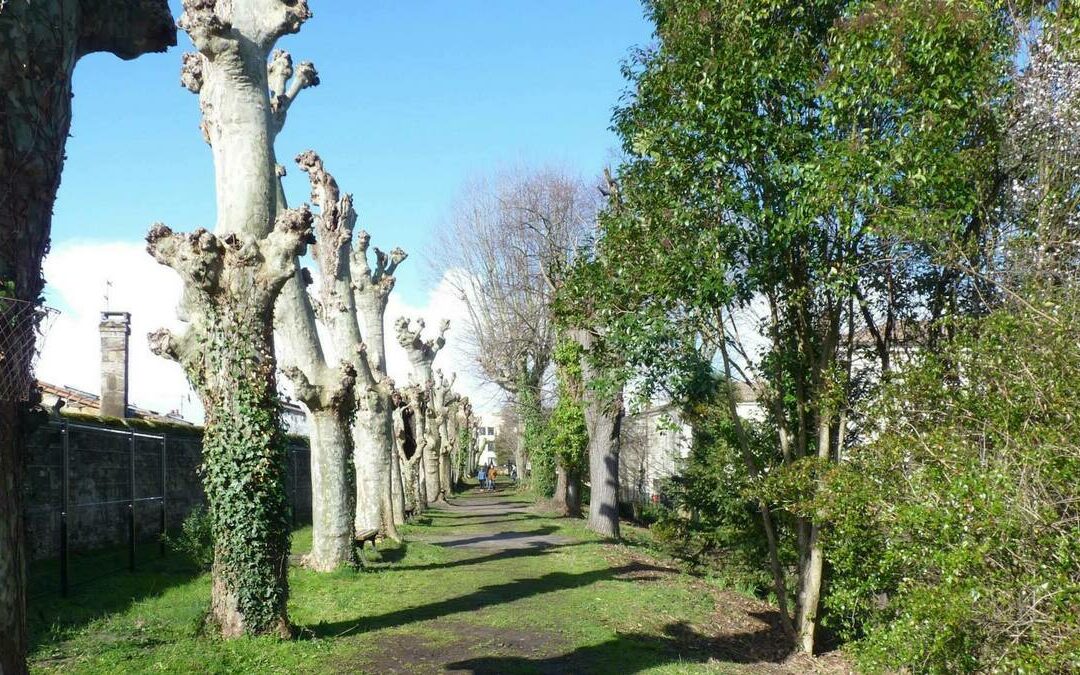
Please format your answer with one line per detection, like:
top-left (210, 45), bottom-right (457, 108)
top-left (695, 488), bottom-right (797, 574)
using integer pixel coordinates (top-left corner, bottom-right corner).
top-left (60, 421), bottom-right (70, 597)
top-left (160, 434), bottom-right (167, 557)
top-left (128, 430), bottom-right (136, 573)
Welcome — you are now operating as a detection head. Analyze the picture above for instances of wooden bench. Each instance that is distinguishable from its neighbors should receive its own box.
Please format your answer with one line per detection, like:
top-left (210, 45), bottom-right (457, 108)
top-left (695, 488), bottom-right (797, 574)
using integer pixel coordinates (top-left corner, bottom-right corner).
top-left (354, 528), bottom-right (380, 565)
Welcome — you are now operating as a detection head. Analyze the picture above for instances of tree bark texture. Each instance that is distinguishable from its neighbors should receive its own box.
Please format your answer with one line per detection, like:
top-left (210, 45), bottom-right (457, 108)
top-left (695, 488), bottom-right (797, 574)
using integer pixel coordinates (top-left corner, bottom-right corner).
top-left (0, 2), bottom-right (174, 671)
top-left (303, 410), bottom-right (354, 571)
top-left (351, 232), bottom-right (406, 538)
top-left (148, 0), bottom-right (316, 637)
top-left (395, 318), bottom-right (448, 504)
top-left (570, 328), bottom-right (623, 539)
top-left (583, 394), bottom-right (622, 539)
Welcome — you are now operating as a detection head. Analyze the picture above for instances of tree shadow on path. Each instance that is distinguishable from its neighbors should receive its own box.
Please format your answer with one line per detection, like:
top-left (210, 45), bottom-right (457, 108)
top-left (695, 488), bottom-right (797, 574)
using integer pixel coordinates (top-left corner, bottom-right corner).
top-left (445, 618), bottom-right (793, 674)
top-left (301, 562), bottom-right (668, 639)
top-left (388, 539), bottom-right (589, 573)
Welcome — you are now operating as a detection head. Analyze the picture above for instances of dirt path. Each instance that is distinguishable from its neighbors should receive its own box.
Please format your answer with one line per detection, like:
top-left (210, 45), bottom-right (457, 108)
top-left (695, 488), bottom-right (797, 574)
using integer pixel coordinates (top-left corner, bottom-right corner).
top-left (350, 488), bottom-right (851, 675)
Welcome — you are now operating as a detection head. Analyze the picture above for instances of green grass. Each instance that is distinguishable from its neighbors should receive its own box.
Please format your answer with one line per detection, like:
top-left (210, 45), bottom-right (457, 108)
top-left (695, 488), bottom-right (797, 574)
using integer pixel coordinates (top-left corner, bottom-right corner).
top-left (26, 486), bottom-right (788, 674)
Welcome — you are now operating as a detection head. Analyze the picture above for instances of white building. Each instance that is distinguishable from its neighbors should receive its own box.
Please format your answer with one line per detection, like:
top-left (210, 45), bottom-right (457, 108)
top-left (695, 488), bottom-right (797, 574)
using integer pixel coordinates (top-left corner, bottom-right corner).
top-left (619, 403), bottom-right (692, 504)
top-left (475, 415), bottom-right (499, 467)
top-left (619, 383), bottom-right (763, 505)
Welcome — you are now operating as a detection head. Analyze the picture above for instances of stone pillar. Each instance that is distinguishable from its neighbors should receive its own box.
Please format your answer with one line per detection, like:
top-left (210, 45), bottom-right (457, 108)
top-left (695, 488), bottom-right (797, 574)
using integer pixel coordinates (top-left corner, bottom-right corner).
top-left (99, 311), bottom-right (131, 418)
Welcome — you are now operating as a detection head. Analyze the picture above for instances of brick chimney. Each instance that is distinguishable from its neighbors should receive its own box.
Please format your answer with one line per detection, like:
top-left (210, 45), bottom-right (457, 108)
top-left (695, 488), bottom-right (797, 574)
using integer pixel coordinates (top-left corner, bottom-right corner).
top-left (99, 311), bottom-right (131, 418)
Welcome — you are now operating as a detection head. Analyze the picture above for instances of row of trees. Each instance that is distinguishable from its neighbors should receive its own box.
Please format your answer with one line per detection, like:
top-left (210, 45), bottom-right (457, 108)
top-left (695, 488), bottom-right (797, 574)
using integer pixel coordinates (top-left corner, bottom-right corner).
top-left (1, 1), bottom-right (484, 670)
top-left (555, 0), bottom-right (1077, 670)
top-left (150, 0), bottom-right (484, 636)
top-left (435, 167), bottom-right (628, 540)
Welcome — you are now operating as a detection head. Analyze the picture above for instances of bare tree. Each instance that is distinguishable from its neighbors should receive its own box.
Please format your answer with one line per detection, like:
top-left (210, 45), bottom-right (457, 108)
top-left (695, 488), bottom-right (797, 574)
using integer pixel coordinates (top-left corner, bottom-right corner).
top-left (434, 167), bottom-right (597, 478)
top-left (395, 317), bottom-right (449, 503)
top-left (275, 151), bottom-right (364, 571)
top-left (147, 0), bottom-right (317, 637)
top-left (350, 230), bottom-right (407, 540)
top-left (0, 2), bottom-right (174, 671)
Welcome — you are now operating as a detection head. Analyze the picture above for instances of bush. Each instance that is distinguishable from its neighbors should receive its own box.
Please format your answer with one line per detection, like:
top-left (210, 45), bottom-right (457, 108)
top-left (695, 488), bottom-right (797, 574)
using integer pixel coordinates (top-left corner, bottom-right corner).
top-left (820, 293), bottom-right (1080, 673)
top-left (164, 506), bottom-right (214, 571)
top-left (649, 388), bottom-right (791, 593)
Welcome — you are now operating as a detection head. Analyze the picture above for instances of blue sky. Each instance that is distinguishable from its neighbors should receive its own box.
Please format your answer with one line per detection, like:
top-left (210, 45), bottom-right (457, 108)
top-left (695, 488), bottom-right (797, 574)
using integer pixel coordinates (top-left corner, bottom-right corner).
top-left (51, 1), bottom-right (653, 308)
top-left (38, 2), bottom-right (653, 419)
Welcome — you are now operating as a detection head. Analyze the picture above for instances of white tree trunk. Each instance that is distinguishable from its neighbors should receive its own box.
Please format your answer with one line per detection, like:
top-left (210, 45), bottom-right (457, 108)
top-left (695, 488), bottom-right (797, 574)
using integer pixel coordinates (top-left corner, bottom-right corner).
top-left (148, 0), bottom-right (318, 637)
top-left (305, 410), bottom-right (354, 571)
top-left (351, 233), bottom-right (406, 537)
top-left (353, 402), bottom-right (394, 537)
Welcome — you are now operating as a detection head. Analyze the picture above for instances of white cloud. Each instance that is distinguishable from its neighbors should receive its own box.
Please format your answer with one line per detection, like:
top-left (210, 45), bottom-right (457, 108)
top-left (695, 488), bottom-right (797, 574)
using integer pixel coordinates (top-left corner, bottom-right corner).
top-left (36, 241), bottom-right (502, 426)
top-left (37, 241), bottom-right (204, 421)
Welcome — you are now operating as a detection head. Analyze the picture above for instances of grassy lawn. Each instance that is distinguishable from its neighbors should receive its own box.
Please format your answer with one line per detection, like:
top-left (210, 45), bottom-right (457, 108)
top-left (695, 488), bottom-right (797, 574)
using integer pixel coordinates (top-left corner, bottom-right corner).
top-left (26, 486), bottom-right (826, 674)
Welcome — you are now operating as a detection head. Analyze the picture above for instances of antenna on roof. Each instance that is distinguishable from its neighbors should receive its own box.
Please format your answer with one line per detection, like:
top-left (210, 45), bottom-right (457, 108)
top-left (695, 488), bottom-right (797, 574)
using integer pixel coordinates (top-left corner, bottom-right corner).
top-left (104, 279), bottom-right (113, 311)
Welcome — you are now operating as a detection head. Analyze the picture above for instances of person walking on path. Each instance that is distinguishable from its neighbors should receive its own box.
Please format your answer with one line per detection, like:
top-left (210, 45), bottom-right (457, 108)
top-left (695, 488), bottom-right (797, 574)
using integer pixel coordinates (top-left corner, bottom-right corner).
top-left (477, 464), bottom-right (488, 491)
top-left (488, 464), bottom-right (498, 491)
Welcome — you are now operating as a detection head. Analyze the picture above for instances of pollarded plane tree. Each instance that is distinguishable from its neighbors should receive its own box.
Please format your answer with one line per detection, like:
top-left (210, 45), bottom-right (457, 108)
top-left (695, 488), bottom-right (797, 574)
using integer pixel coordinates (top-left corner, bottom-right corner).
top-left (350, 227), bottom-right (408, 540)
top-left (395, 316), bottom-right (449, 503)
top-left (392, 383), bottom-right (428, 517)
top-left (275, 150), bottom-right (365, 571)
top-left (276, 149), bottom-right (407, 556)
top-left (448, 395), bottom-right (475, 487)
top-left (0, 3), bottom-right (174, 670)
top-left (146, 0), bottom-right (319, 637)
top-left (431, 370), bottom-right (461, 497)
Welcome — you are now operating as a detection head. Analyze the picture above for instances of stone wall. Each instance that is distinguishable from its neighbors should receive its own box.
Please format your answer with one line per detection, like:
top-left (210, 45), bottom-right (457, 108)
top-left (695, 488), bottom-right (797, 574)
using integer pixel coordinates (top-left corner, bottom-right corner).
top-left (23, 418), bottom-right (311, 562)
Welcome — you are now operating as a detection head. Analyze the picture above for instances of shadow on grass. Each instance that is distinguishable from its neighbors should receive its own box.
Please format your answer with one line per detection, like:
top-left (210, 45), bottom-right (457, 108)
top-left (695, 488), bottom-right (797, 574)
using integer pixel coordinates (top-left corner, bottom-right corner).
top-left (424, 516), bottom-right (544, 529)
top-left (445, 618), bottom-right (792, 674)
top-left (388, 539), bottom-right (589, 573)
top-left (376, 541), bottom-right (409, 564)
top-left (417, 526), bottom-right (561, 549)
top-left (301, 562), bottom-right (668, 639)
top-left (27, 547), bottom-right (201, 651)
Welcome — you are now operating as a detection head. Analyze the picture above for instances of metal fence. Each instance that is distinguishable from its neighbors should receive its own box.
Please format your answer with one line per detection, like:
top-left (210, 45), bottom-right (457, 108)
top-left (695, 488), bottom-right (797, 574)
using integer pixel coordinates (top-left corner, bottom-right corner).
top-left (24, 419), bottom-right (311, 597)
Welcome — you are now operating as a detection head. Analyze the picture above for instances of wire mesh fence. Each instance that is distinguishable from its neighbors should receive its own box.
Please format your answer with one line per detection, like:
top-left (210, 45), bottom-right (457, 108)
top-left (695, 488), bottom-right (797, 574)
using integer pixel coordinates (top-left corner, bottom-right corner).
top-left (24, 419), bottom-right (311, 598)
top-left (0, 296), bottom-right (55, 402)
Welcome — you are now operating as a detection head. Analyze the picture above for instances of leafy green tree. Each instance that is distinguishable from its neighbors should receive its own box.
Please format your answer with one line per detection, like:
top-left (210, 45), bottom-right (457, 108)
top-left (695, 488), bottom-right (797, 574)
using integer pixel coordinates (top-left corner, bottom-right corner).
top-left (587, 0), bottom-right (1024, 652)
top-left (543, 339), bottom-right (589, 516)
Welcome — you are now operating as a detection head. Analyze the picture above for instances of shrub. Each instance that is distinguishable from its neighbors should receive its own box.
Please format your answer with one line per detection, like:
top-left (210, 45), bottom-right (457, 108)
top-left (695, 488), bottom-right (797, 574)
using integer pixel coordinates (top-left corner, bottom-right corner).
top-left (164, 506), bottom-right (214, 571)
top-left (820, 293), bottom-right (1080, 673)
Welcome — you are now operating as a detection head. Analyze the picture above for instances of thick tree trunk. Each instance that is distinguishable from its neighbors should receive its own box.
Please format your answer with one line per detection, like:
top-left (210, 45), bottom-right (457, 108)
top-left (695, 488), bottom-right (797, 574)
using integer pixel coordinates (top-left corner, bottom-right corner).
top-left (148, 0), bottom-right (317, 637)
top-left (353, 402), bottom-right (398, 539)
top-left (423, 421), bottom-right (441, 503)
top-left (584, 393), bottom-right (622, 539)
top-left (440, 447), bottom-right (453, 498)
top-left (553, 464), bottom-right (569, 512)
top-left (569, 327), bottom-right (621, 536)
top-left (514, 442), bottom-right (528, 486)
top-left (304, 411), bottom-right (354, 571)
top-left (0, 405), bottom-right (28, 675)
top-left (196, 310), bottom-right (294, 637)
top-left (0, 2), bottom-right (173, 669)
top-left (390, 448), bottom-right (406, 525)
top-left (275, 267), bottom-right (356, 571)
top-left (565, 467), bottom-right (583, 518)
top-left (351, 241), bottom-right (406, 538)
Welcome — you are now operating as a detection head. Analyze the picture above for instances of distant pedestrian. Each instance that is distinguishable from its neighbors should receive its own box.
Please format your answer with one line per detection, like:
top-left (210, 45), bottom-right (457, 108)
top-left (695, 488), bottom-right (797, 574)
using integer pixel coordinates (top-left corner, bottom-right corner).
top-left (487, 465), bottom-right (497, 491)
top-left (477, 465), bottom-right (487, 490)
